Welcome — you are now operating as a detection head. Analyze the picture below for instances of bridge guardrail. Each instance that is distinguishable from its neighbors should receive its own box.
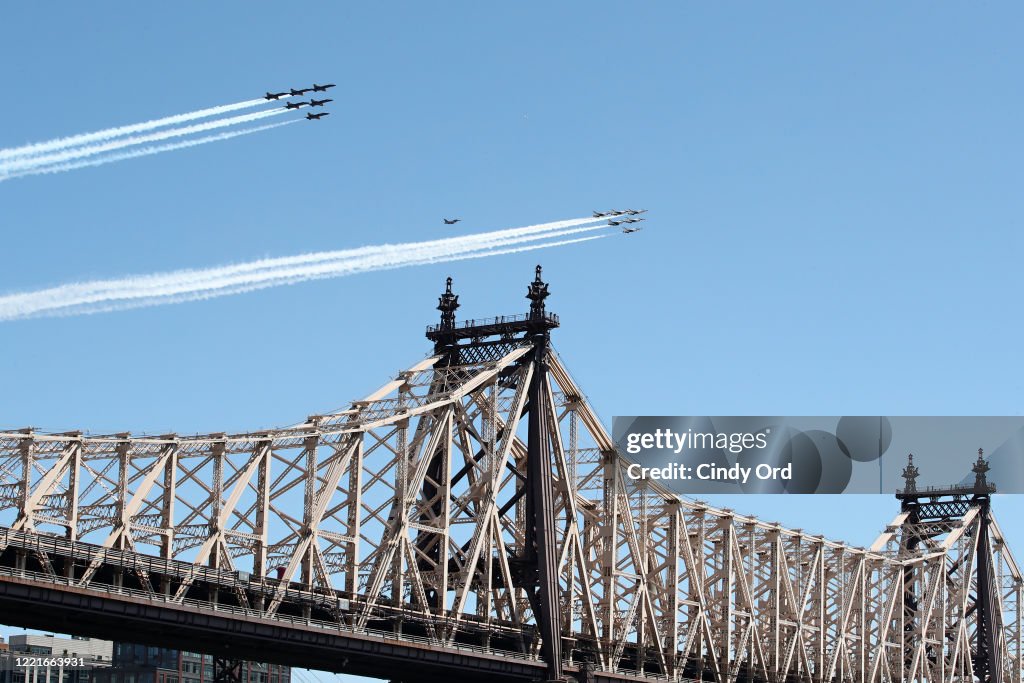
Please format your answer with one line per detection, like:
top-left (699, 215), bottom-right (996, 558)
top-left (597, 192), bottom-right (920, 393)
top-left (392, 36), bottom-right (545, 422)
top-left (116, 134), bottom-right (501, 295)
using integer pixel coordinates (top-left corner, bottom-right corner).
top-left (0, 527), bottom-right (678, 681)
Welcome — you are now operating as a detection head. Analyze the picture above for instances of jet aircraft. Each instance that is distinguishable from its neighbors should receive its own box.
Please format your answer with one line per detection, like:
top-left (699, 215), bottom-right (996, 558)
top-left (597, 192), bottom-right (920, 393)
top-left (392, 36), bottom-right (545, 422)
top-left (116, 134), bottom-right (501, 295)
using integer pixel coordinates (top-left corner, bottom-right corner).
top-left (608, 219), bottom-right (624, 226)
top-left (443, 218), bottom-right (461, 225)
top-left (306, 112), bottom-right (330, 120)
top-left (290, 87), bottom-right (313, 96)
top-left (622, 226), bottom-right (643, 234)
top-left (285, 101), bottom-right (309, 110)
top-left (265, 91), bottom-right (288, 100)
top-left (626, 209), bottom-right (648, 215)
top-left (622, 217), bottom-right (646, 224)
top-left (309, 98), bottom-right (333, 107)
top-left (312, 83), bottom-right (336, 92)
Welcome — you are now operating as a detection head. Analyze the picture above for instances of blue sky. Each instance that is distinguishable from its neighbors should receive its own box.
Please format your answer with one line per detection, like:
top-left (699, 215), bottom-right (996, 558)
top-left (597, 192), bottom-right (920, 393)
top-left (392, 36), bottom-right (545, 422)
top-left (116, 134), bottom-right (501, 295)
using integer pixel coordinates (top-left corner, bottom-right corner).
top-left (2, 4), bottom-right (1023, 681)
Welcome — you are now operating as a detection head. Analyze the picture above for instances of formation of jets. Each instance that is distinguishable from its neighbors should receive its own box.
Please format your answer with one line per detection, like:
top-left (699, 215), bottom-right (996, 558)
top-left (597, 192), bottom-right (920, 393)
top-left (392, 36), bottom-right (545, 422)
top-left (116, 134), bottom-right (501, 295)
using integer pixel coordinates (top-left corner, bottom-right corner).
top-left (264, 84), bottom-right (336, 121)
top-left (595, 209), bottom-right (648, 233)
top-left (438, 208), bottom-right (645, 232)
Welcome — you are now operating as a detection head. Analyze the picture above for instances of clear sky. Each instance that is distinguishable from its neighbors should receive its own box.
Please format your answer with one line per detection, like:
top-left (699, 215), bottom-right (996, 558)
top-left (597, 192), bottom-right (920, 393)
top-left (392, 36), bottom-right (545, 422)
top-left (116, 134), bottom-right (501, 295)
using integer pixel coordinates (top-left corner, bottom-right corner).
top-left (2, 4), bottom-right (1023, 682)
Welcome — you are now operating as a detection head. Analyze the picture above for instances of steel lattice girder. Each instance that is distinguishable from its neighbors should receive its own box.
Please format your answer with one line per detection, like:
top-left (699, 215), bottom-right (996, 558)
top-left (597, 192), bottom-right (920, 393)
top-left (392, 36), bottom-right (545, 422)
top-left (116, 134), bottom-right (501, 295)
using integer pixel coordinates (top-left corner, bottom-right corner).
top-left (0, 345), bottom-right (1022, 683)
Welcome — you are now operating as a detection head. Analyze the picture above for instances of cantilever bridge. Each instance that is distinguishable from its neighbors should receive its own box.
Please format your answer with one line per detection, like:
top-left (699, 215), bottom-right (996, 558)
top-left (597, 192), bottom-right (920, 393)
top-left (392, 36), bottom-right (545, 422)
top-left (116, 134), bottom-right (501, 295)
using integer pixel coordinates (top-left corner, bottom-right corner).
top-left (0, 268), bottom-right (1020, 683)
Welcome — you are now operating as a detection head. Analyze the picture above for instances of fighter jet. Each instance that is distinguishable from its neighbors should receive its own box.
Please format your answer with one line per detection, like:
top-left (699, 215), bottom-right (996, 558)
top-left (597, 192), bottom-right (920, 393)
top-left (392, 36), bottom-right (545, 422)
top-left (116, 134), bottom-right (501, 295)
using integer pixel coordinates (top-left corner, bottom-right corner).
top-left (608, 219), bottom-right (624, 226)
top-left (265, 91), bottom-right (288, 100)
top-left (622, 226), bottom-right (643, 234)
top-left (593, 211), bottom-right (612, 217)
top-left (306, 112), bottom-right (330, 120)
top-left (312, 83), bottom-right (336, 92)
top-left (622, 217), bottom-right (646, 224)
top-left (625, 209), bottom-right (648, 215)
top-left (285, 101), bottom-right (309, 110)
top-left (290, 87), bottom-right (313, 96)
top-left (309, 98), bottom-right (333, 107)
top-left (443, 218), bottom-right (461, 225)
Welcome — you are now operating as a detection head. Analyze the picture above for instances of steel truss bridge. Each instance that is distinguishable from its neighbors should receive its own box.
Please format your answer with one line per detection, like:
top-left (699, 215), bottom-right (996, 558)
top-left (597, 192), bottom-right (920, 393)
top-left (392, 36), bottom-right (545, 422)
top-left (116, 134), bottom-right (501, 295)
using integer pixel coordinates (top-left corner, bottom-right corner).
top-left (0, 268), bottom-right (1020, 683)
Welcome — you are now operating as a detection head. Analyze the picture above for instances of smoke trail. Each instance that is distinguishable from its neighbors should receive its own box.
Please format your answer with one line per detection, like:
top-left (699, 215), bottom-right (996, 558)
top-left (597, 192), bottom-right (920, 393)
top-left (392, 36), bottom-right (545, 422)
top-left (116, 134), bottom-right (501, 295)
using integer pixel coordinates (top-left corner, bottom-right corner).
top-left (6, 217), bottom-right (604, 306)
top-left (103, 223), bottom-right (611, 301)
top-left (0, 109), bottom-right (288, 174)
top-left (0, 99), bottom-right (267, 162)
top-left (28, 235), bottom-right (611, 320)
top-left (0, 219), bottom-right (614, 321)
top-left (0, 223), bottom-right (611, 317)
top-left (0, 120), bottom-right (300, 181)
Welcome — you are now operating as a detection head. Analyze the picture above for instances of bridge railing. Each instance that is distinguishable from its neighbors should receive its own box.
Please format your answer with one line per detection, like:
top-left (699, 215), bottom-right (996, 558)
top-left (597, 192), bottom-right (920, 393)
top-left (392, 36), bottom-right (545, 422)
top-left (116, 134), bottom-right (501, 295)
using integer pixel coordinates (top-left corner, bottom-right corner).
top-left (425, 312), bottom-right (559, 335)
top-left (0, 554), bottom-right (675, 681)
top-left (0, 561), bottom-right (539, 662)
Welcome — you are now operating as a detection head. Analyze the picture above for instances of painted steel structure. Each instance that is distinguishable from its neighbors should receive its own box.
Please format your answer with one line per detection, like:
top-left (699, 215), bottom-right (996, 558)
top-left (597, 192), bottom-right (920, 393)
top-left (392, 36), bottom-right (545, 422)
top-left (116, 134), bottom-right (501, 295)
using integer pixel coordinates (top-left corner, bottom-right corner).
top-left (0, 268), bottom-right (1020, 683)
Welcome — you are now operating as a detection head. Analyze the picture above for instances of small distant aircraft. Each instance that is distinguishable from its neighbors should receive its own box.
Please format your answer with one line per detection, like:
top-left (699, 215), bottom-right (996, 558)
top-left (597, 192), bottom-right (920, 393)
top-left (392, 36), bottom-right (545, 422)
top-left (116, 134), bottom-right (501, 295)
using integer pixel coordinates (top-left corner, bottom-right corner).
top-left (625, 209), bottom-right (648, 215)
top-left (306, 112), bottom-right (330, 120)
top-left (265, 91), bottom-right (288, 100)
top-left (309, 98), bottom-right (333, 107)
top-left (622, 217), bottom-right (646, 224)
top-left (290, 87), bottom-right (313, 96)
top-left (312, 83), bottom-right (336, 92)
top-left (593, 211), bottom-right (612, 217)
top-left (608, 219), bottom-right (624, 226)
top-left (622, 226), bottom-right (643, 234)
top-left (443, 218), bottom-right (461, 225)
top-left (285, 101), bottom-right (309, 110)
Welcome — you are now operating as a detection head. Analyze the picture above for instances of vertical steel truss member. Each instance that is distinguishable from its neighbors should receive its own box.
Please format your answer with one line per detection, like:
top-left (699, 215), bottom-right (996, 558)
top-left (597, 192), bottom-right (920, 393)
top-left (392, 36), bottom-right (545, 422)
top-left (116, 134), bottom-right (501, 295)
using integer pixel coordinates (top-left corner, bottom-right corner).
top-left (0, 269), bottom-right (1022, 683)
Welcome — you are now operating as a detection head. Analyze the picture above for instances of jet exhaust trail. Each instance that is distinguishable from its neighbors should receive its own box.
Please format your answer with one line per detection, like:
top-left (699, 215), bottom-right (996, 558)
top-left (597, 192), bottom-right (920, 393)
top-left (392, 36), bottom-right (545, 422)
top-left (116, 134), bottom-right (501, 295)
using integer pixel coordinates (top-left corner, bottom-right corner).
top-left (0, 120), bottom-right (300, 181)
top-left (0, 109), bottom-right (288, 175)
top-left (0, 98), bottom-right (267, 163)
top-left (35, 235), bottom-right (610, 320)
top-left (4, 217), bottom-right (600, 307)
top-left (3, 218), bottom-right (604, 305)
top-left (0, 218), bottom-right (615, 321)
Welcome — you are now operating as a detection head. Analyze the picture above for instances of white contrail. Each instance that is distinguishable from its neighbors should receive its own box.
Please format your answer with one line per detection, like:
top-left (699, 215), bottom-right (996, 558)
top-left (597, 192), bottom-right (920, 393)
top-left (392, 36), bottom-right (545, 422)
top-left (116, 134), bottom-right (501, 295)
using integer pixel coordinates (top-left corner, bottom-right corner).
top-left (0, 219), bottom-right (614, 321)
top-left (27, 234), bottom-right (611, 320)
top-left (8, 217), bottom-right (605, 306)
top-left (0, 222), bottom-right (611, 317)
top-left (111, 223), bottom-right (612, 301)
top-left (0, 120), bottom-right (300, 181)
top-left (0, 98), bottom-right (267, 162)
top-left (0, 109), bottom-right (288, 174)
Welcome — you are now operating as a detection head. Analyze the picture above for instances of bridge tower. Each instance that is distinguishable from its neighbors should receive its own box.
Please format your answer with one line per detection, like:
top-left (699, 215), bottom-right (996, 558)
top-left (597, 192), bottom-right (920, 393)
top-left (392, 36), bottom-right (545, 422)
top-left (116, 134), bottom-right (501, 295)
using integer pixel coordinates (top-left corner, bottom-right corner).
top-left (425, 267), bottom-right (565, 681)
top-left (883, 449), bottom-right (1008, 682)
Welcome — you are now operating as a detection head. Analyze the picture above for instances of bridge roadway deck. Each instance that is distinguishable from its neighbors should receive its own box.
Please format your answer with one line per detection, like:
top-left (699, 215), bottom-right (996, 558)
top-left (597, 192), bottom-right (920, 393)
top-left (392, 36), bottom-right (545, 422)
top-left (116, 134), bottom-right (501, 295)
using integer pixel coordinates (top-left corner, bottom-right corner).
top-left (0, 529), bottom-right (668, 683)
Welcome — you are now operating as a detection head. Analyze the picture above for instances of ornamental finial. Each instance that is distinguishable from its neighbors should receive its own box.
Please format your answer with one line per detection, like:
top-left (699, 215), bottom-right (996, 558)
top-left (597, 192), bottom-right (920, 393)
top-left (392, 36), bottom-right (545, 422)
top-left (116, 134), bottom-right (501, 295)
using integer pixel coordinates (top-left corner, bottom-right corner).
top-left (526, 265), bottom-right (550, 319)
top-left (902, 453), bottom-right (919, 493)
top-left (437, 276), bottom-right (459, 330)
